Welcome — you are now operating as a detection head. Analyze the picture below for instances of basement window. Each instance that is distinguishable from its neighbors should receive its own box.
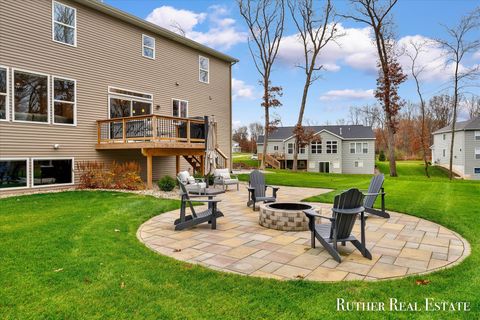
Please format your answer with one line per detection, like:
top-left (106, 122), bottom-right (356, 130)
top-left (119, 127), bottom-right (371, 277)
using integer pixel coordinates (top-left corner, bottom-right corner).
top-left (0, 159), bottom-right (29, 189)
top-left (32, 158), bottom-right (74, 187)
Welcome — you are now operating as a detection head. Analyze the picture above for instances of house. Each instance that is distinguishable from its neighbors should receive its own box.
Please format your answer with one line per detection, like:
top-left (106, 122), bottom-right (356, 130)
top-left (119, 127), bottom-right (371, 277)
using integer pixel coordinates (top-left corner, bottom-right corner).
top-left (232, 140), bottom-right (241, 153)
top-left (256, 125), bottom-right (376, 174)
top-left (431, 117), bottom-right (480, 180)
top-left (0, 0), bottom-right (237, 193)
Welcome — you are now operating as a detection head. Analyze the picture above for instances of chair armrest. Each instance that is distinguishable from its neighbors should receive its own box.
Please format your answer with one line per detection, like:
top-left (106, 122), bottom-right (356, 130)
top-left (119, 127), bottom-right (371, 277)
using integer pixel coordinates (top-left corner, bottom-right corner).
top-left (332, 207), bottom-right (365, 215)
top-left (303, 209), bottom-right (335, 221)
top-left (191, 199), bottom-right (222, 203)
top-left (363, 192), bottom-right (381, 196)
top-left (266, 185), bottom-right (279, 190)
top-left (194, 177), bottom-right (205, 183)
top-left (188, 194), bottom-right (217, 198)
top-left (247, 187), bottom-right (255, 191)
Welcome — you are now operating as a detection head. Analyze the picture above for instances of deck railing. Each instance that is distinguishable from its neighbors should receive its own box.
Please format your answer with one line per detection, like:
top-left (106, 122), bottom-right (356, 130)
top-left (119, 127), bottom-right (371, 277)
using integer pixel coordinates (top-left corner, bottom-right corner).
top-left (97, 115), bottom-right (206, 145)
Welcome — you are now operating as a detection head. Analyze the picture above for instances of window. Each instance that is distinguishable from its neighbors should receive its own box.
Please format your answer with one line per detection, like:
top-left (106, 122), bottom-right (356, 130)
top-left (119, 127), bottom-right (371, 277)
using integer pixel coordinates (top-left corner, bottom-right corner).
top-left (354, 161), bottom-right (364, 168)
top-left (475, 168), bottom-right (480, 175)
top-left (199, 56), bottom-right (209, 83)
top-left (0, 159), bottom-right (28, 189)
top-left (350, 142), bottom-right (368, 154)
top-left (53, 77), bottom-right (76, 125)
top-left (0, 66), bottom-right (7, 120)
top-left (311, 141), bottom-right (322, 154)
top-left (142, 34), bottom-right (155, 59)
top-left (52, 1), bottom-right (76, 46)
top-left (108, 87), bottom-right (152, 119)
top-left (299, 145), bottom-right (306, 154)
top-left (475, 148), bottom-right (480, 160)
top-left (287, 143), bottom-right (294, 154)
top-left (443, 134), bottom-right (446, 140)
top-left (443, 149), bottom-right (446, 157)
top-left (32, 158), bottom-right (73, 187)
top-left (475, 131), bottom-right (480, 141)
top-left (13, 70), bottom-right (49, 123)
top-left (273, 145), bottom-right (279, 151)
top-left (172, 99), bottom-right (188, 118)
top-left (326, 141), bottom-right (337, 154)
top-left (363, 143), bottom-right (368, 154)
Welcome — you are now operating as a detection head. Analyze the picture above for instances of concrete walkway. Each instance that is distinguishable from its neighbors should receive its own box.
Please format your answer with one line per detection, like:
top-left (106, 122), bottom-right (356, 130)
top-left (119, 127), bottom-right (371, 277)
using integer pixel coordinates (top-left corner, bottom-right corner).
top-left (137, 185), bottom-right (470, 281)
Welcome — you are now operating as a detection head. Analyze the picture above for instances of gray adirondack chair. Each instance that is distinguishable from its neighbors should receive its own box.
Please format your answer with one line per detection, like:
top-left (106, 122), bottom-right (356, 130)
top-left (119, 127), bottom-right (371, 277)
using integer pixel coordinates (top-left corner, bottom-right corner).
top-left (174, 178), bottom-right (223, 231)
top-left (304, 188), bottom-right (372, 263)
top-left (363, 174), bottom-right (389, 218)
top-left (247, 170), bottom-right (279, 211)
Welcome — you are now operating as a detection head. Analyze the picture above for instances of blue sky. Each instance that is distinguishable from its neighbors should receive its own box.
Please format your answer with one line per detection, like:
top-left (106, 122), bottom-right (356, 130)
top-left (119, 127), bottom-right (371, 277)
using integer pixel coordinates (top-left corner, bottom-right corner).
top-left (106, 0), bottom-right (480, 128)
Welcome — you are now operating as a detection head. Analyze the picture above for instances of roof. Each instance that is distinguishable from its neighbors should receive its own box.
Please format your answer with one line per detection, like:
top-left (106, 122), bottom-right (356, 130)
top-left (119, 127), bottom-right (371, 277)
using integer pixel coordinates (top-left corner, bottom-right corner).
top-left (257, 125), bottom-right (375, 143)
top-left (72, 0), bottom-right (239, 63)
top-left (433, 117), bottom-right (480, 134)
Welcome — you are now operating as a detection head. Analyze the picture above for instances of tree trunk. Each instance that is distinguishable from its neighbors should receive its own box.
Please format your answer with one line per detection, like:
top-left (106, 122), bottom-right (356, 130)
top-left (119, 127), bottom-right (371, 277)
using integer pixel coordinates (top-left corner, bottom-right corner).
top-left (449, 63), bottom-right (459, 180)
top-left (292, 137), bottom-right (298, 171)
top-left (260, 82), bottom-right (269, 170)
top-left (293, 73), bottom-right (313, 172)
top-left (420, 103), bottom-right (430, 178)
top-left (387, 123), bottom-right (397, 177)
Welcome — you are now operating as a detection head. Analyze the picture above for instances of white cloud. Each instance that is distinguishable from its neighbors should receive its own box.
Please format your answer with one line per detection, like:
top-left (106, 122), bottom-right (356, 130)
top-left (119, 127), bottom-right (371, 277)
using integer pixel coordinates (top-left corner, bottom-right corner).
top-left (232, 78), bottom-right (256, 100)
top-left (473, 50), bottom-right (480, 60)
top-left (319, 89), bottom-right (374, 101)
top-left (232, 120), bottom-right (242, 129)
top-left (146, 5), bottom-right (247, 50)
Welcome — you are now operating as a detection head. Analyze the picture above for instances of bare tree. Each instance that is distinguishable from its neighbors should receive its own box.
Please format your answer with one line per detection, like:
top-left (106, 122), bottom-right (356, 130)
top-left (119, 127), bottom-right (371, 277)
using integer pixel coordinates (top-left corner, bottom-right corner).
top-left (288, 0), bottom-right (341, 171)
top-left (249, 122), bottom-right (264, 152)
top-left (435, 7), bottom-right (480, 179)
top-left (428, 94), bottom-right (453, 129)
top-left (465, 95), bottom-right (480, 118)
top-left (404, 39), bottom-right (430, 177)
top-left (342, 0), bottom-right (407, 177)
top-left (239, 0), bottom-right (285, 169)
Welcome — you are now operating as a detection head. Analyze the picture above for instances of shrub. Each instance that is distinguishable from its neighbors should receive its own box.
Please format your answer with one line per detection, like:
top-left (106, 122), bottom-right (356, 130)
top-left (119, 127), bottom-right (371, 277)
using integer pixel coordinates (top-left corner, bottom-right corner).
top-left (158, 175), bottom-right (176, 191)
top-left (378, 150), bottom-right (386, 162)
top-left (77, 161), bottom-right (144, 190)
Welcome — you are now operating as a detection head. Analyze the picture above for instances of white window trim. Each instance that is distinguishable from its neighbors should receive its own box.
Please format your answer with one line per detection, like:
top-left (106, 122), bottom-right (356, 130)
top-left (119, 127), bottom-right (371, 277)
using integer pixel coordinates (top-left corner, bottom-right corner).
top-left (31, 157), bottom-right (75, 188)
top-left (311, 141), bottom-right (322, 154)
top-left (474, 168), bottom-right (480, 175)
top-left (12, 68), bottom-right (51, 124)
top-left (199, 55), bottom-right (209, 84)
top-left (52, 1), bottom-right (77, 47)
top-left (273, 145), bottom-right (279, 151)
top-left (475, 147), bottom-right (480, 160)
top-left (0, 65), bottom-right (9, 121)
top-left (287, 143), bottom-right (294, 154)
top-left (354, 160), bottom-right (364, 168)
top-left (0, 158), bottom-right (30, 190)
top-left (475, 131), bottom-right (480, 140)
top-left (171, 98), bottom-right (189, 118)
top-left (107, 86), bottom-right (153, 119)
top-left (142, 34), bottom-right (155, 60)
top-left (52, 76), bottom-right (77, 126)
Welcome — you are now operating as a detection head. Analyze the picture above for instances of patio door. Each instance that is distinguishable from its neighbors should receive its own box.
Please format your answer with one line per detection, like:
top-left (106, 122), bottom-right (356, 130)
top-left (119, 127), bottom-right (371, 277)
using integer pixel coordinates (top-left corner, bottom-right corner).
top-left (319, 161), bottom-right (330, 173)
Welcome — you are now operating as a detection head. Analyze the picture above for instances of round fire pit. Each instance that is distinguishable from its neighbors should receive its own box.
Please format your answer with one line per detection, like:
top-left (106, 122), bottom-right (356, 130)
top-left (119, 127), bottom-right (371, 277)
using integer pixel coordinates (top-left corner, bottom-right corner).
top-left (259, 202), bottom-right (314, 231)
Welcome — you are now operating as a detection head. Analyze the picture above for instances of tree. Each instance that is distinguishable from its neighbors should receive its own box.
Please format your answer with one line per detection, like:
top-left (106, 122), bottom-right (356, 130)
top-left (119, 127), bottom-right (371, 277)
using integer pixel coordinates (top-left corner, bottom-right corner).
top-left (404, 39), bottom-right (430, 177)
top-left (465, 95), bottom-right (480, 118)
top-left (232, 126), bottom-right (249, 152)
top-left (435, 7), bottom-right (480, 179)
top-left (248, 122), bottom-right (264, 153)
top-left (342, 0), bottom-right (407, 177)
top-left (428, 94), bottom-right (453, 129)
top-left (239, 0), bottom-right (285, 170)
top-left (288, 0), bottom-right (341, 171)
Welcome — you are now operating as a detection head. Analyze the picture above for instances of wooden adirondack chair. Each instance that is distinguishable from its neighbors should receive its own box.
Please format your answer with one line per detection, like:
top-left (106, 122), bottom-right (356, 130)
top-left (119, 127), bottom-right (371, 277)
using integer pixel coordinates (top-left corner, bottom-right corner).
top-left (174, 178), bottom-right (223, 231)
top-left (363, 174), bottom-right (389, 218)
top-left (247, 170), bottom-right (279, 211)
top-left (304, 188), bottom-right (372, 263)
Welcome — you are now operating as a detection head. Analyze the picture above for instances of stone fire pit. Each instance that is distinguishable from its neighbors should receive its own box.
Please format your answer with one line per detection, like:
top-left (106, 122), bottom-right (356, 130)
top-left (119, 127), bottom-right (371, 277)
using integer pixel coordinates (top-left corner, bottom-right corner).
top-left (259, 202), bottom-right (314, 231)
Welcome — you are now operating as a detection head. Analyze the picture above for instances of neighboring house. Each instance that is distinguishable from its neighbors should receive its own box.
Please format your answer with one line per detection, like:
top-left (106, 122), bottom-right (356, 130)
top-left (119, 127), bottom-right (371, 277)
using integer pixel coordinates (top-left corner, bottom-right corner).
top-left (257, 125), bottom-right (376, 174)
top-left (0, 0), bottom-right (237, 193)
top-left (232, 140), bottom-right (241, 153)
top-left (431, 117), bottom-right (480, 180)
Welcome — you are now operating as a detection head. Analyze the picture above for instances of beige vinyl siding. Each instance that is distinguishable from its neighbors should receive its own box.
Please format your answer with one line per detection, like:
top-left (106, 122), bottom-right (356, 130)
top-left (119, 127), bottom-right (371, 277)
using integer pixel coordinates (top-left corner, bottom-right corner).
top-left (0, 0), bottom-right (232, 192)
top-left (306, 132), bottom-right (342, 173)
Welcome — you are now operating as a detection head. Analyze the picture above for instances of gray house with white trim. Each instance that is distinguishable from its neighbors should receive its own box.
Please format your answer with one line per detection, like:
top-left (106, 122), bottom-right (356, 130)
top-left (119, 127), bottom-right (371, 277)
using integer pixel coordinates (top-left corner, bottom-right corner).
top-left (257, 125), bottom-right (376, 174)
top-left (431, 117), bottom-right (480, 180)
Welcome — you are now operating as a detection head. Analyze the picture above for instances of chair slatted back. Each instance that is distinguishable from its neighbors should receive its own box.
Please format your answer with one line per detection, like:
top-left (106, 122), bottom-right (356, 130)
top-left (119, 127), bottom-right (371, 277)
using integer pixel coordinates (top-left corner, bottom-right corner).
top-left (333, 188), bottom-right (364, 239)
top-left (249, 170), bottom-right (266, 198)
top-left (364, 174), bottom-right (384, 209)
top-left (177, 177), bottom-right (197, 216)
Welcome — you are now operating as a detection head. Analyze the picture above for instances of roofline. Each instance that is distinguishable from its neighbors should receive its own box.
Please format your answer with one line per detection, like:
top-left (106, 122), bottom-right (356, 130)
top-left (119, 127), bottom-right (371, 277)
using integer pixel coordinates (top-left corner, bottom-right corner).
top-left (72, 0), bottom-right (239, 64)
top-left (433, 128), bottom-right (479, 134)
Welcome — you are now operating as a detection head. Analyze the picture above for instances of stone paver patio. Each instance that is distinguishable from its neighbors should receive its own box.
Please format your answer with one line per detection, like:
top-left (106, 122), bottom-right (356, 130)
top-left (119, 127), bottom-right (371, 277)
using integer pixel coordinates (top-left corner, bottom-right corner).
top-left (137, 185), bottom-right (470, 281)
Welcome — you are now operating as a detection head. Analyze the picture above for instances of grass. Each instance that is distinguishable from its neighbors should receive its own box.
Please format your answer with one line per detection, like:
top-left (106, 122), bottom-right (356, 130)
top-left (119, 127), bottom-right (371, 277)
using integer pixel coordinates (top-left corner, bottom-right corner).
top-left (232, 152), bottom-right (260, 168)
top-left (0, 161), bottom-right (479, 319)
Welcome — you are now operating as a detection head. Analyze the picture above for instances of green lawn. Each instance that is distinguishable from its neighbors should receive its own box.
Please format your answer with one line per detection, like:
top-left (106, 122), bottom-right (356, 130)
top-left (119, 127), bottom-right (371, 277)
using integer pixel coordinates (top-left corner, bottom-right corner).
top-left (0, 161), bottom-right (479, 318)
top-left (232, 152), bottom-right (260, 168)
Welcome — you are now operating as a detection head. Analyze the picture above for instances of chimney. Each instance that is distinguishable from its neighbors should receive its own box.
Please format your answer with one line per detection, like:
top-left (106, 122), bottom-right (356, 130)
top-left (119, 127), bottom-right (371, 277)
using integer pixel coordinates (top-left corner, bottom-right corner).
top-left (339, 128), bottom-right (343, 135)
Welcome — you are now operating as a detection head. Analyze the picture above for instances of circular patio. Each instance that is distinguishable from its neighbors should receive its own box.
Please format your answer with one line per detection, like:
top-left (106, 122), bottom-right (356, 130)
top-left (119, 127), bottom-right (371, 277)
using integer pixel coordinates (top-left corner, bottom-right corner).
top-left (137, 185), bottom-right (470, 281)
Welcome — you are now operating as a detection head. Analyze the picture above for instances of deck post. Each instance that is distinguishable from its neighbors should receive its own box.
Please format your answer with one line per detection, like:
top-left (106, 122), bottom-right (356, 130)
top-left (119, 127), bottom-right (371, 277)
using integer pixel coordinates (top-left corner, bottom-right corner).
top-left (176, 155), bottom-right (180, 174)
top-left (146, 151), bottom-right (153, 189)
top-left (200, 155), bottom-right (205, 176)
